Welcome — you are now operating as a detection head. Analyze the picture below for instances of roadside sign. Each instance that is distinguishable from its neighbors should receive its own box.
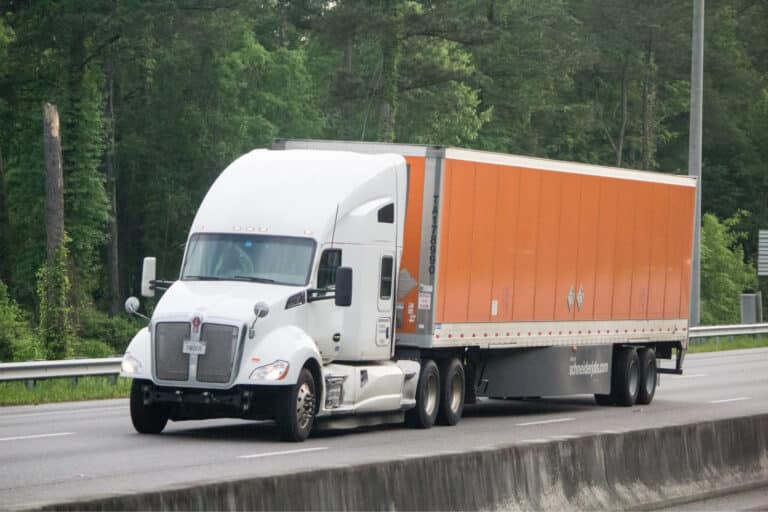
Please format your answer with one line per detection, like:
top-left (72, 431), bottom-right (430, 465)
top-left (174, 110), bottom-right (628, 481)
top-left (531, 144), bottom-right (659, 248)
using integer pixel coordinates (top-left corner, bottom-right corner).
top-left (759, 230), bottom-right (768, 276)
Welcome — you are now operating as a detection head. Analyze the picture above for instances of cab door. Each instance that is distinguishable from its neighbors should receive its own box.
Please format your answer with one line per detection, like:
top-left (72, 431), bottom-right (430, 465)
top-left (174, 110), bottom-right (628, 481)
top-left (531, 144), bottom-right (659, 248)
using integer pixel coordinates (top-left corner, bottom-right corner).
top-left (376, 250), bottom-right (396, 351)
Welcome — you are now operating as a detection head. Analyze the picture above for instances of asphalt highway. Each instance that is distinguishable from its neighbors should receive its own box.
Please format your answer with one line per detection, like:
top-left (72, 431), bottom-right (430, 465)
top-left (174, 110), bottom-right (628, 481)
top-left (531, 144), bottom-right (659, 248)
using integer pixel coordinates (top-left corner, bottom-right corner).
top-left (1, 347), bottom-right (767, 509)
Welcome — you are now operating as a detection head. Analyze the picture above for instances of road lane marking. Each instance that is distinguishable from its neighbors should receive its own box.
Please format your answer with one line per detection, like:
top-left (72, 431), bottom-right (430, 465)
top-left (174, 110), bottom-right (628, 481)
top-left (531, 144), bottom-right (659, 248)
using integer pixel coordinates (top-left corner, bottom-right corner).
top-left (0, 432), bottom-right (74, 442)
top-left (710, 397), bottom-right (751, 404)
top-left (0, 405), bottom-right (125, 421)
top-left (677, 373), bottom-right (708, 378)
top-left (237, 447), bottom-right (328, 459)
top-left (515, 417), bottom-right (575, 427)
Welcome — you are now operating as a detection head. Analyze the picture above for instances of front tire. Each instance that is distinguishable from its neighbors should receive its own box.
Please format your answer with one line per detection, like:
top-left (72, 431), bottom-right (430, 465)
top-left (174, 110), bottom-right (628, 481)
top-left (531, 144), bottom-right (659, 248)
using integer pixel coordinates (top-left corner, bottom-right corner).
top-left (275, 368), bottom-right (316, 442)
top-left (130, 379), bottom-right (169, 434)
top-left (636, 348), bottom-right (657, 405)
top-left (611, 348), bottom-right (640, 406)
top-left (437, 358), bottom-right (465, 426)
top-left (406, 359), bottom-right (440, 429)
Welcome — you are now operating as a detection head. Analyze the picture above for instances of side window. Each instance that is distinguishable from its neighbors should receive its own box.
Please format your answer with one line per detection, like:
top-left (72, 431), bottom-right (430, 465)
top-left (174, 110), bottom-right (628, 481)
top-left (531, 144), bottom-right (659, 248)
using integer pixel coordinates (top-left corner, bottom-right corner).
top-left (317, 249), bottom-right (342, 289)
top-left (377, 203), bottom-right (394, 223)
top-left (379, 256), bottom-right (393, 299)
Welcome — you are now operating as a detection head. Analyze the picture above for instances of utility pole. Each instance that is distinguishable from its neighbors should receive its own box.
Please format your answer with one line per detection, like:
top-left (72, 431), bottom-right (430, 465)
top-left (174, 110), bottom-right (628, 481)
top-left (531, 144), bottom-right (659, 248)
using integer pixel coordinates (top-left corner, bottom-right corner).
top-left (688, 0), bottom-right (704, 326)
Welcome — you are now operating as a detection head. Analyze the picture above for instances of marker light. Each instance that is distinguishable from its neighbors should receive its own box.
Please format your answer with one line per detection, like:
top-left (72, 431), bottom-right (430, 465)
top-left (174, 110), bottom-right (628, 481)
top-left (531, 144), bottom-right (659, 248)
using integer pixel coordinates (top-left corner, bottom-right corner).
top-left (250, 360), bottom-right (290, 381)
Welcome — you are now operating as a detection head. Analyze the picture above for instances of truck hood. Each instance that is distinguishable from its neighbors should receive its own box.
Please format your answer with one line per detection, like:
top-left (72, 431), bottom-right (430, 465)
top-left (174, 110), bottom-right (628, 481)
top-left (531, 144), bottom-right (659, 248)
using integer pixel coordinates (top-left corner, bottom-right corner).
top-left (152, 280), bottom-right (303, 323)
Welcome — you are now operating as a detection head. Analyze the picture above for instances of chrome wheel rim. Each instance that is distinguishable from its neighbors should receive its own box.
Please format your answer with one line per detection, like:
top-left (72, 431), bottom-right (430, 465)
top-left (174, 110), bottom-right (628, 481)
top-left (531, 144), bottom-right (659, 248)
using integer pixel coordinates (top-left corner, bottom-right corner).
top-left (296, 382), bottom-right (315, 430)
top-left (449, 372), bottom-right (462, 412)
top-left (628, 360), bottom-right (639, 397)
top-left (425, 372), bottom-right (438, 416)
top-left (645, 362), bottom-right (656, 395)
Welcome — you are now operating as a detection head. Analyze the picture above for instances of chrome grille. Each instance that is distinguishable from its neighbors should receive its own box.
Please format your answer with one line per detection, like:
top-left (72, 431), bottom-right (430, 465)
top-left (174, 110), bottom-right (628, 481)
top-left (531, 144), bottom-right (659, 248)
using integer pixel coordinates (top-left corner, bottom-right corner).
top-left (155, 322), bottom-right (190, 381)
top-left (197, 324), bottom-right (240, 383)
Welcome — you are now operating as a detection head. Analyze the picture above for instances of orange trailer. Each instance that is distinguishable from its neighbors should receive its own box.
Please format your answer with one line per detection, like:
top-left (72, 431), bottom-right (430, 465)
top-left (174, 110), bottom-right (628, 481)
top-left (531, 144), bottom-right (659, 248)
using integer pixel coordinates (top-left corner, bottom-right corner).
top-left (278, 140), bottom-right (695, 408)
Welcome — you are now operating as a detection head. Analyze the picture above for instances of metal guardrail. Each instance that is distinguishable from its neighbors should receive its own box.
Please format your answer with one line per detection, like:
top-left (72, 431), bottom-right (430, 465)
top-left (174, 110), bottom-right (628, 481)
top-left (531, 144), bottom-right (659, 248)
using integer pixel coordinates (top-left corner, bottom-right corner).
top-left (1, 323), bottom-right (767, 384)
top-left (0, 357), bottom-right (122, 382)
top-left (688, 323), bottom-right (768, 338)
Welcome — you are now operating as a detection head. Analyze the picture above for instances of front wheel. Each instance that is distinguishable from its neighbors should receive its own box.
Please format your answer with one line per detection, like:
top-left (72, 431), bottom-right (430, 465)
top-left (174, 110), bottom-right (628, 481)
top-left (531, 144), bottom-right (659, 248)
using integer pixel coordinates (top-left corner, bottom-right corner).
top-left (405, 359), bottom-right (440, 429)
top-left (275, 368), bottom-right (316, 442)
top-left (130, 379), bottom-right (169, 434)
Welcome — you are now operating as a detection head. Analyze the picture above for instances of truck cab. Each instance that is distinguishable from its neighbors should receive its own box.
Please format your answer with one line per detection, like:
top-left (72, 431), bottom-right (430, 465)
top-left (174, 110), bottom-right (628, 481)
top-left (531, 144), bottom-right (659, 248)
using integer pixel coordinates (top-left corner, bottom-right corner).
top-left (121, 149), bottom-right (424, 441)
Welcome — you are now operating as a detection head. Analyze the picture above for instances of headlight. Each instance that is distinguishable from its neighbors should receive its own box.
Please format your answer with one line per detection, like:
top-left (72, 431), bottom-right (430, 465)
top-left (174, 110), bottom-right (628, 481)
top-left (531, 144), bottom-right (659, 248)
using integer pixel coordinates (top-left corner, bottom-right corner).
top-left (121, 352), bottom-right (142, 374)
top-left (250, 360), bottom-right (289, 381)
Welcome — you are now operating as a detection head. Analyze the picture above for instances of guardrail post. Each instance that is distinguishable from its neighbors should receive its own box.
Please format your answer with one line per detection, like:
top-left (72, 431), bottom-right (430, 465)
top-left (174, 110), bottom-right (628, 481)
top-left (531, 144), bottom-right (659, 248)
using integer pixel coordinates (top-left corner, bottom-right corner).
top-left (108, 375), bottom-right (117, 386)
top-left (25, 379), bottom-right (35, 390)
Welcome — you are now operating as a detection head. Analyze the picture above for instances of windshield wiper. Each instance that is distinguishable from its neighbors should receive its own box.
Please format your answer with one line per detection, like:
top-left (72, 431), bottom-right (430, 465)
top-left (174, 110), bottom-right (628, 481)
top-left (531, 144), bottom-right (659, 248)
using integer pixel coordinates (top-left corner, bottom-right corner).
top-left (232, 275), bottom-right (276, 283)
top-left (183, 275), bottom-right (223, 281)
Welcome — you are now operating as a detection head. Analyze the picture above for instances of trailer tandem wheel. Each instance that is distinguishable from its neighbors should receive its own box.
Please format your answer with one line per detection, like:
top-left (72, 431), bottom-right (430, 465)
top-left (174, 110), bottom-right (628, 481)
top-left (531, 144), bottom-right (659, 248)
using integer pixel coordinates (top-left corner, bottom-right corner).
top-left (612, 348), bottom-right (640, 406)
top-left (636, 348), bottom-right (657, 405)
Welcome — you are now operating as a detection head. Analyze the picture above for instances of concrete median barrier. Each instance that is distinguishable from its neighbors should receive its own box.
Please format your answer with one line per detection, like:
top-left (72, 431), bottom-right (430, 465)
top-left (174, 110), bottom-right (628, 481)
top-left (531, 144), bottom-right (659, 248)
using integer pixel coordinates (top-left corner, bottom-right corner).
top-left (37, 414), bottom-right (768, 511)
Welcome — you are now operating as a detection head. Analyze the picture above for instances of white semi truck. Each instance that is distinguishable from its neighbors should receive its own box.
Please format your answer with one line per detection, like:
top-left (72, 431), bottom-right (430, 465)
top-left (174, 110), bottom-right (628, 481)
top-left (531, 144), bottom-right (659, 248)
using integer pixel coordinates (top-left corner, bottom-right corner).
top-left (121, 140), bottom-right (695, 441)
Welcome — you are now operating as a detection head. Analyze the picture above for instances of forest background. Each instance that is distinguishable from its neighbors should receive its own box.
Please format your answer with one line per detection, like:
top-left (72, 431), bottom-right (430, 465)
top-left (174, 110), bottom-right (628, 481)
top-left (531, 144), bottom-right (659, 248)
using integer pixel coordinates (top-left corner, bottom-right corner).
top-left (0, 0), bottom-right (765, 361)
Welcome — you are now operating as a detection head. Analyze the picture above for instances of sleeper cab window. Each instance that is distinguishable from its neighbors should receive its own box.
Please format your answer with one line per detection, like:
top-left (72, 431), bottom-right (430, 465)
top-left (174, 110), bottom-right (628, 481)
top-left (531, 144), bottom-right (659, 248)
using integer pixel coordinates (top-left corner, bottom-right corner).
top-left (378, 203), bottom-right (394, 223)
top-left (317, 249), bottom-right (342, 289)
top-left (380, 256), bottom-right (393, 300)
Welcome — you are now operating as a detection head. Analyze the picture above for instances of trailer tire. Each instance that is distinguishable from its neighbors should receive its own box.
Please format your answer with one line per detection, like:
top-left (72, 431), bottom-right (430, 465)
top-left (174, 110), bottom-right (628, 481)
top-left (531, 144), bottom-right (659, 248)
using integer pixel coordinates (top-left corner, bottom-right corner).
top-left (130, 379), bottom-right (168, 434)
top-left (275, 368), bottom-right (316, 442)
top-left (636, 348), bottom-right (657, 405)
top-left (406, 359), bottom-right (440, 429)
top-left (612, 348), bottom-right (640, 406)
top-left (437, 358), bottom-right (465, 426)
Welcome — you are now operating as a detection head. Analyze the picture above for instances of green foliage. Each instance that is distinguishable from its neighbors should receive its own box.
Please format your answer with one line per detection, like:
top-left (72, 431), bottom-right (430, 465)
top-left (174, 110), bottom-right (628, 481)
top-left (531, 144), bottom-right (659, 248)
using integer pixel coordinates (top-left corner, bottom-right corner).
top-left (701, 212), bottom-right (757, 325)
top-left (74, 338), bottom-right (115, 358)
top-left (78, 307), bottom-right (142, 353)
top-left (0, 0), bottom-right (767, 364)
top-left (36, 239), bottom-right (75, 359)
top-left (0, 280), bottom-right (33, 361)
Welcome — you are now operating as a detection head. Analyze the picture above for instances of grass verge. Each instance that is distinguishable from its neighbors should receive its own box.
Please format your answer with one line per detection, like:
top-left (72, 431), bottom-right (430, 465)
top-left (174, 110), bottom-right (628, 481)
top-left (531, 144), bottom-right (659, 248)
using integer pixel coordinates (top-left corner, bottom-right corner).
top-left (0, 376), bottom-right (130, 406)
top-left (687, 335), bottom-right (768, 354)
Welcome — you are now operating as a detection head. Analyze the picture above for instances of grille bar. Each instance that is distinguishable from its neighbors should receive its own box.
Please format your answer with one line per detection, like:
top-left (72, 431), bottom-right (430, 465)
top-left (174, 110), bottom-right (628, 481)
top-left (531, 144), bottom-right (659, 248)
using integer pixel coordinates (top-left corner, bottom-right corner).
top-left (155, 322), bottom-right (191, 381)
top-left (197, 324), bottom-right (240, 383)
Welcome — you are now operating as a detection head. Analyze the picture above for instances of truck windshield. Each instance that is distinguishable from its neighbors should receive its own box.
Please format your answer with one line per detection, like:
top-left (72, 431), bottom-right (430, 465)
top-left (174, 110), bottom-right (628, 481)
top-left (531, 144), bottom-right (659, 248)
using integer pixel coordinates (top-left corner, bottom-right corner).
top-left (181, 233), bottom-right (315, 286)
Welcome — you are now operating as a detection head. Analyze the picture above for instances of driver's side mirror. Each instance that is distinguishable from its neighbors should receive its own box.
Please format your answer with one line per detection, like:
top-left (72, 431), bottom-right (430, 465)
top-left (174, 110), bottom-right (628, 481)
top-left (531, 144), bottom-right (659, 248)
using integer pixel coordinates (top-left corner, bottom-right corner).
top-left (141, 257), bottom-right (156, 297)
top-left (334, 267), bottom-right (353, 307)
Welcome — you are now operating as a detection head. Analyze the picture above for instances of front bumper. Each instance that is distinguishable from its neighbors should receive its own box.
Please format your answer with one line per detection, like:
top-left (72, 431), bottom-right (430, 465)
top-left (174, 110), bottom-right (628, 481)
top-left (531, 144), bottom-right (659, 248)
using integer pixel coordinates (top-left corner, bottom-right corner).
top-left (136, 381), bottom-right (284, 421)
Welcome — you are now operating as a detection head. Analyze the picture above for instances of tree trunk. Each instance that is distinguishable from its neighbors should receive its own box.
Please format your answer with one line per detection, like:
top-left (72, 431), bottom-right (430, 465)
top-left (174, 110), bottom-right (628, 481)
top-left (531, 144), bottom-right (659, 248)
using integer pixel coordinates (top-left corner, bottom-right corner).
top-left (615, 60), bottom-right (629, 167)
top-left (378, 0), bottom-right (403, 142)
top-left (641, 35), bottom-right (657, 170)
top-left (0, 147), bottom-right (9, 284)
top-left (105, 59), bottom-right (121, 316)
top-left (43, 102), bottom-right (65, 261)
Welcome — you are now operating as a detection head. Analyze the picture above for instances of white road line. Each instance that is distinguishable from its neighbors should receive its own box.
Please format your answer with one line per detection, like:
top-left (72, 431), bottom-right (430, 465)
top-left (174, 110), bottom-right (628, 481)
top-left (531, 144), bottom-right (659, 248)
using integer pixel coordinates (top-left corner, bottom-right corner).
top-left (710, 397), bottom-right (752, 404)
top-left (677, 373), bottom-right (708, 378)
top-left (0, 432), bottom-right (75, 442)
top-left (0, 405), bottom-right (126, 421)
top-left (237, 447), bottom-right (328, 459)
top-left (515, 417), bottom-right (575, 427)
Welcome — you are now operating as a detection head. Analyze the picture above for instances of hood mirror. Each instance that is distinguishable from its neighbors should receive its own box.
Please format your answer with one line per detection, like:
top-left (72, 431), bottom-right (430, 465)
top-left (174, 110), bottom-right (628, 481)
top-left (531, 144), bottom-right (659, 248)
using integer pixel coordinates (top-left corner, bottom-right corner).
top-left (254, 301), bottom-right (270, 318)
top-left (124, 296), bottom-right (149, 320)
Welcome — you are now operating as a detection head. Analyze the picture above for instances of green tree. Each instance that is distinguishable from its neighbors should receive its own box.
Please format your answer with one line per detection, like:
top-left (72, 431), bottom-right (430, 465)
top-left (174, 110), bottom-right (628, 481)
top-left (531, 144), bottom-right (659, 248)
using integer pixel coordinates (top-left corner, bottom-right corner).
top-left (700, 212), bottom-right (757, 325)
top-left (37, 238), bottom-right (75, 359)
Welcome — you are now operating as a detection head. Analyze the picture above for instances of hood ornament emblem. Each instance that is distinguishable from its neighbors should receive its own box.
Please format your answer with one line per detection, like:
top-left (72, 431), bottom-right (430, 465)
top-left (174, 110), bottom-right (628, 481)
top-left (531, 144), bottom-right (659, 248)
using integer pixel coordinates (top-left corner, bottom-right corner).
top-left (192, 316), bottom-right (201, 333)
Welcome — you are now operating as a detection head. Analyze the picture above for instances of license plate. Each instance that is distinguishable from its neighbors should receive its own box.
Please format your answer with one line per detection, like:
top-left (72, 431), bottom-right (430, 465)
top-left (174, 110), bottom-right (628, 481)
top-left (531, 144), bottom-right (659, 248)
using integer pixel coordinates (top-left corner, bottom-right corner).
top-left (182, 340), bottom-right (207, 355)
